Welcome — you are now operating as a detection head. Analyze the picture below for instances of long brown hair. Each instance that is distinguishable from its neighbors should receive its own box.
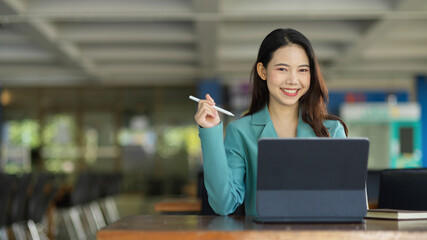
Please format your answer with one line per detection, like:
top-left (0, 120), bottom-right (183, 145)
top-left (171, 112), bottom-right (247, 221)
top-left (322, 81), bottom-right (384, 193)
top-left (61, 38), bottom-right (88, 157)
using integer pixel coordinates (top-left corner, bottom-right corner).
top-left (244, 28), bottom-right (348, 137)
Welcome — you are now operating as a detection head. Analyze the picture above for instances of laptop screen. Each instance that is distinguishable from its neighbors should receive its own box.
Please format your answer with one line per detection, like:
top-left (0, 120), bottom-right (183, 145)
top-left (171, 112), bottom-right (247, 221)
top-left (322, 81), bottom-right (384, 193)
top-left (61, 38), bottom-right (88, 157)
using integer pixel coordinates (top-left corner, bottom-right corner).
top-left (255, 138), bottom-right (370, 222)
top-left (257, 138), bottom-right (369, 190)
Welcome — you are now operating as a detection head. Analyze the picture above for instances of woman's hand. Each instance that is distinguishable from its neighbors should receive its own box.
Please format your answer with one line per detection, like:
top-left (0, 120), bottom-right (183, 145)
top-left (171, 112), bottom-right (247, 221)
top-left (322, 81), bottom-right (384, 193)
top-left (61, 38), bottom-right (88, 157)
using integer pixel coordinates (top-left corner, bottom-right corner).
top-left (194, 94), bottom-right (221, 128)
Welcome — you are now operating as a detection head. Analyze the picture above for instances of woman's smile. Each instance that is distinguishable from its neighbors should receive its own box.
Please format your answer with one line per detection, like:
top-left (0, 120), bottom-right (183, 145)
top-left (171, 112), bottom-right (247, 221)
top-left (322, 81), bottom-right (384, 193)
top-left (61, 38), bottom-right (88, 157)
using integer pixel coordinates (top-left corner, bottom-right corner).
top-left (281, 88), bottom-right (299, 97)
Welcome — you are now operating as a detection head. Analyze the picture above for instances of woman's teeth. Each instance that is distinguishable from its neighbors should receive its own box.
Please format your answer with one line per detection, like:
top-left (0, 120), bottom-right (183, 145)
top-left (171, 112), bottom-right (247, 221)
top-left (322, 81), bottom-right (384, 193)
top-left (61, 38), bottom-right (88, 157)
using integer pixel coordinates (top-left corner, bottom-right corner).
top-left (282, 89), bottom-right (297, 93)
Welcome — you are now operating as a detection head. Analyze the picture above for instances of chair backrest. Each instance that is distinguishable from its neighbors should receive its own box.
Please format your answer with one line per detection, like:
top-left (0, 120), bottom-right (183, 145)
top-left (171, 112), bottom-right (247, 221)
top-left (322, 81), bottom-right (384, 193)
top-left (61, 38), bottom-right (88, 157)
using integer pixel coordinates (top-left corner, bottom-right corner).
top-left (197, 171), bottom-right (245, 216)
top-left (0, 173), bottom-right (15, 226)
top-left (378, 168), bottom-right (427, 210)
top-left (28, 173), bottom-right (58, 223)
top-left (71, 172), bottom-right (92, 205)
top-left (197, 171), bottom-right (216, 215)
top-left (88, 173), bottom-right (102, 202)
top-left (9, 173), bottom-right (32, 223)
top-left (366, 170), bottom-right (382, 207)
top-left (109, 173), bottom-right (122, 196)
top-left (99, 173), bottom-right (122, 198)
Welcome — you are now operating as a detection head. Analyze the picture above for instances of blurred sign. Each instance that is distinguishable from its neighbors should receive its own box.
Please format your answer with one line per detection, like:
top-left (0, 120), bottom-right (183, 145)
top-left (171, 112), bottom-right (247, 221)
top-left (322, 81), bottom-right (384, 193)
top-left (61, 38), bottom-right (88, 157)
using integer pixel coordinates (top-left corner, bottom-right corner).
top-left (340, 103), bottom-right (420, 122)
top-left (341, 102), bottom-right (422, 170)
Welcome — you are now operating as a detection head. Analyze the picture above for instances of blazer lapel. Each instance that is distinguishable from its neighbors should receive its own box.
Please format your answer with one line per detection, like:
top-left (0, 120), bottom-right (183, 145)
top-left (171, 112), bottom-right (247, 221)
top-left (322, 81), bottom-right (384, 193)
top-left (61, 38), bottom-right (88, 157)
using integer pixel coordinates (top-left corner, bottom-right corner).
top-left (251, 105), bottom-right (278, 139)
top-left (260, 121), bottom-right (278, 138)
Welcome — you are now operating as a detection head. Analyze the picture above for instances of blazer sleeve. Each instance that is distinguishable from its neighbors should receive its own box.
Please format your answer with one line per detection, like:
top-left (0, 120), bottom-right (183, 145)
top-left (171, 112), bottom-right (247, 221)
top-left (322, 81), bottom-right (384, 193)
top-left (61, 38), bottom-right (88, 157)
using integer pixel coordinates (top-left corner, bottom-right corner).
top-left (199, 122), bottom-right (246, 215)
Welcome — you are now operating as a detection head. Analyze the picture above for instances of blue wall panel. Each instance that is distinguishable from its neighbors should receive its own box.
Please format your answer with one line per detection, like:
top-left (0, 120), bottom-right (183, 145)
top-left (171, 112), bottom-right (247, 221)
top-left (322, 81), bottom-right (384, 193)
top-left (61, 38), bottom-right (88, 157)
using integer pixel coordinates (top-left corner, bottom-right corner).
top-left (417, 76), bottom-right (427, 167)
top-left (197, 79), bottom-right (223, 106)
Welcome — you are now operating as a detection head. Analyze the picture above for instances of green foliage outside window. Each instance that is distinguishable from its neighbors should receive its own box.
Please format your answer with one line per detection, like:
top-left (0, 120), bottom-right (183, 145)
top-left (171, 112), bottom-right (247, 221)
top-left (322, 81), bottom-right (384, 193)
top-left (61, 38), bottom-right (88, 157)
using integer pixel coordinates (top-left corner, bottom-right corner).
top-left (42, 114), bottom-right (78, 173)
top-left (7, 119), bottom-right (40, 148)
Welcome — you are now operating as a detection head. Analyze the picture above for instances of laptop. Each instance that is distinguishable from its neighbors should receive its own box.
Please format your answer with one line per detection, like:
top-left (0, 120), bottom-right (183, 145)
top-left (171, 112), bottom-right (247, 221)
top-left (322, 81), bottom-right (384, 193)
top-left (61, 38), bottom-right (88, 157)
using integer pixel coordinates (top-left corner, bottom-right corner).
top-left (253, 138), bottom-right (369, 223)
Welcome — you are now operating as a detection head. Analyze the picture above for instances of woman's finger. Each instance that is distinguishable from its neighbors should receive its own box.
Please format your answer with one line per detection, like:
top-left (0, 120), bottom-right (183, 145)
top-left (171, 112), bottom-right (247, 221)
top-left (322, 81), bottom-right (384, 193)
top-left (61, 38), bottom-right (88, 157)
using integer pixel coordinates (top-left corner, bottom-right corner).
top-left (205, 94), bottom-right (216, 105)
top-left (196, 104), bottom-right (217, 119)
top-left (197, 99), bottom-right (209, 111)
top-left (197, 101), bottom-right (217, 115)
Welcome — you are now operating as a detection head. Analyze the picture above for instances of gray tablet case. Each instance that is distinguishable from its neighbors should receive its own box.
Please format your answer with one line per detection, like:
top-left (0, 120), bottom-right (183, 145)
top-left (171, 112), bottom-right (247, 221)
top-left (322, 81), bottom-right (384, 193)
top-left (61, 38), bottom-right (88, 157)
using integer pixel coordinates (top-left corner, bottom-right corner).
top-left (254, 138), bottom-right (369, 223)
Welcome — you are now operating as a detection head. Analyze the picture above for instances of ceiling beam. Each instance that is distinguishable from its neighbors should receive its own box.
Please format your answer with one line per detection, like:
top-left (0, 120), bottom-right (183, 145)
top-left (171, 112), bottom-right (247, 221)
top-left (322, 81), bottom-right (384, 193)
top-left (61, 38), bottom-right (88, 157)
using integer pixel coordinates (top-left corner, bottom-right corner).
top-left (329, 0), bottom-right (427, 71)
top-left (3, 10), bottom-right (427, 23)
top-left (0, 0), bottom-right (99, 83)
top-left (193, 0), bottom-right (219, 79)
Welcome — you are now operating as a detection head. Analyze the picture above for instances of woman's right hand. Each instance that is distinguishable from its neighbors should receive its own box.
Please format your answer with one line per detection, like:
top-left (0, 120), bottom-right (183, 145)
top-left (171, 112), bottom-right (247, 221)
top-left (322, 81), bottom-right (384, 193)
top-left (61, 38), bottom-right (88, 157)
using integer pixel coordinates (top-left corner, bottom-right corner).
top-left (194, 94), bottom-right (221, 128)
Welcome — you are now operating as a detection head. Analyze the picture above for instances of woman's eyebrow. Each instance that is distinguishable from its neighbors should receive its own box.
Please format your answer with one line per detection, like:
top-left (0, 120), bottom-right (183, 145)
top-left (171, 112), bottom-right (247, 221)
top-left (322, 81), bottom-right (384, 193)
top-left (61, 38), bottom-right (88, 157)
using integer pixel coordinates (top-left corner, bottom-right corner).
top-left (274, 63), bottom-right (310, 67)
top-left (274, 63), bottom-right (290, 67)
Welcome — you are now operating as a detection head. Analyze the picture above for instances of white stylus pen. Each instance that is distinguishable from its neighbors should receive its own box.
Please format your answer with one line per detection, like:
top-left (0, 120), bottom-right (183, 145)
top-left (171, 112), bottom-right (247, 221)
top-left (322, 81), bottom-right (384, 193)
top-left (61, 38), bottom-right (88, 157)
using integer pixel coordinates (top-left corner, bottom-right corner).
top-left (189, 95), bottom-right (235, 117)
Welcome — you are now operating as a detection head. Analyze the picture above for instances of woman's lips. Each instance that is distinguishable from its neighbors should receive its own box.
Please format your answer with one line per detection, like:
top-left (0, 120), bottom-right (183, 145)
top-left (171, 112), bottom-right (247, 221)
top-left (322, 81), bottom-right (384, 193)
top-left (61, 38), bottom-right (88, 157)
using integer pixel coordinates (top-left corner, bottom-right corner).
top-left (281, 88), bottom-right (299, 97)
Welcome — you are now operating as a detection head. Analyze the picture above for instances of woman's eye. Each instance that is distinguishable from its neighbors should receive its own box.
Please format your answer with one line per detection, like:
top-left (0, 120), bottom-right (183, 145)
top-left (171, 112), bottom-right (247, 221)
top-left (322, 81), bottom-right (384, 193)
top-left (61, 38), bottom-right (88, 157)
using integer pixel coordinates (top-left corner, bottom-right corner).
top-left (278, 68), bottom-right (287, 71)
top-left (300, 68), bottom-right (309, 72)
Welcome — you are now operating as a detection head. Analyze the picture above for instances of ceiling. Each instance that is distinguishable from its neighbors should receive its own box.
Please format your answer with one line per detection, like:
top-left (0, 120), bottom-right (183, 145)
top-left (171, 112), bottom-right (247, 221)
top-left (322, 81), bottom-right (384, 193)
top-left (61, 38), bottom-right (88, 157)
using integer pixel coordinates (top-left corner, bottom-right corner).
top-left (1, 0), bottom-right (427, 87)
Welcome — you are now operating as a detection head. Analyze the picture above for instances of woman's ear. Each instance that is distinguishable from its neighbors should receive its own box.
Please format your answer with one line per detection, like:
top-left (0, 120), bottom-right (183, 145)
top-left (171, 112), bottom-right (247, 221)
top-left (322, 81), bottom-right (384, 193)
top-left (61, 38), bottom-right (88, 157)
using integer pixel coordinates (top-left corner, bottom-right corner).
top-left (256, 62), bottom-right (267, 80)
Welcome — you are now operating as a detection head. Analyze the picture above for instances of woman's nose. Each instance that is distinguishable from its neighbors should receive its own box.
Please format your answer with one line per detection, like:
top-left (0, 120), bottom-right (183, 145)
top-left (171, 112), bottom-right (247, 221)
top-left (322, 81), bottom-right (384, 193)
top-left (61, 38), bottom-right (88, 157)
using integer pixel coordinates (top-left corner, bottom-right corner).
top-left (286, 71), bottom-right (298, 85)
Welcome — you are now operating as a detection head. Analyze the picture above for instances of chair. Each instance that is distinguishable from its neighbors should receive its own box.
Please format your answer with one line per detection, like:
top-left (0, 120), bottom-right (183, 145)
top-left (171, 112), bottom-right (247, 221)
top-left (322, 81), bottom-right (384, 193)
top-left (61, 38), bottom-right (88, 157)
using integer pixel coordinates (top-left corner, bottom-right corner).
top-left (27, 173), bottom-right (58, 240)
top-left (83, 173), bottom-right (106, 235)
top-left (56, 172), bottom-right (110, 240)
top-left (378, 168), bottom-right (427, 210)
top-left (9, 173), bottom-right (32, 240)
top-left (197, 171), bottom-right (216, 215)
top-left (0, 173), bottom-right (15, 240)
top-left (197, 171), bottom-right (245, 216)
top-left (56, 172), bottom-right (91, 240)
top-left (366, 170), bottom-right (382, 208)
top-left (99, 173), bottom-right (122, 225)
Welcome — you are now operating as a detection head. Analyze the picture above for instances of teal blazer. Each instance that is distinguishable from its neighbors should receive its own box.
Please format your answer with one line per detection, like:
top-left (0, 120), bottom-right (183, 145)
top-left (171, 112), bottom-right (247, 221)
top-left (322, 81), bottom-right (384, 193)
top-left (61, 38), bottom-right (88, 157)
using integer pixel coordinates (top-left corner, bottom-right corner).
top-left (199, 105), bottom-right (346, 216)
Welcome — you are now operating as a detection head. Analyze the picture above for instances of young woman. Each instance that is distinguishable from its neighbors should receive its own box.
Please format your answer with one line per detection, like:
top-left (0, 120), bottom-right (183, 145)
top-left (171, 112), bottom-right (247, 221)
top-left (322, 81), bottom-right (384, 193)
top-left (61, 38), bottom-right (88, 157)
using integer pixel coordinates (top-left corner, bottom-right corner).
top-left (194, 28), bottom-right (348, 216)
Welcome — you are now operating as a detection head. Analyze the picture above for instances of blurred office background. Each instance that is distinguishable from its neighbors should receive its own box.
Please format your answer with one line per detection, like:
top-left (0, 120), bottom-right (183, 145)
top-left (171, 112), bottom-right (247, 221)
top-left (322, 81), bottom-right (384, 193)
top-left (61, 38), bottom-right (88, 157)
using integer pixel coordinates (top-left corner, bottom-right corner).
top-left (1, 0), bottom-right (427, 239)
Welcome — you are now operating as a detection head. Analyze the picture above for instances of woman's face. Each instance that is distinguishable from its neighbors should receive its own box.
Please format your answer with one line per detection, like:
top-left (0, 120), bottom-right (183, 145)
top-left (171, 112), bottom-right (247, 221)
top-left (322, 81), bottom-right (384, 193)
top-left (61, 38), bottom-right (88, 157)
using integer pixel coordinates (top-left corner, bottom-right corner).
top-left (257, 44), bottom-right (311, 108)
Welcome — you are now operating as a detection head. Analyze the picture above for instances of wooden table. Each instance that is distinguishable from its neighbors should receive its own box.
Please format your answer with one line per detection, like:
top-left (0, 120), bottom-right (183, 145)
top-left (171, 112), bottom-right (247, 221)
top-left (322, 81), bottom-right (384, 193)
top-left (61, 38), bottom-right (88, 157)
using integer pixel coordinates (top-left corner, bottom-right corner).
top-left (97, 215), bottom-right (427, 240)
top-left (153, 197), bottom-right (201, 214)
